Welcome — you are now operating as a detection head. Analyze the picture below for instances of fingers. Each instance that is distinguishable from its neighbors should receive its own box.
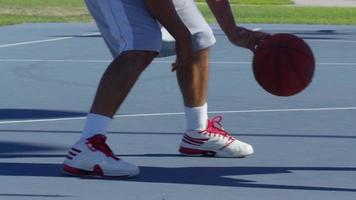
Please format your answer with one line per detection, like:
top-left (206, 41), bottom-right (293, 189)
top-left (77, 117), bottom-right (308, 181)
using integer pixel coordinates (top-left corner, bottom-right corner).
top-left (247, 30), bottom-right (271, 51)
top-left (172, 41), bottom-right (194, 71)
top-left (172, 55), bottom-right (194, 72)
top-left (171, 62), bottom-right (178, 72)
top-left (229, 27), bottom-right (270, 51)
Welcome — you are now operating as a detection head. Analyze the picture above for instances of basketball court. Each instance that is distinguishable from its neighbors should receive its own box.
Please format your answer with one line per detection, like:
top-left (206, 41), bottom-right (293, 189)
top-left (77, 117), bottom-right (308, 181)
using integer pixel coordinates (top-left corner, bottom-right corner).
top-left (0, 23), bottom-right (355, 200)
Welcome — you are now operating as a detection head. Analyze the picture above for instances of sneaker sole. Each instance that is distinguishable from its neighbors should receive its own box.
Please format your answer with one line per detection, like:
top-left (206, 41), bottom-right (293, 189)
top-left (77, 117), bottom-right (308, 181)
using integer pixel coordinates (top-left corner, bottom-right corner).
top-left (179, 147), bottom-right (217, 157)
top-left (179, 147), bottom-right (251, 158)
top-left (63, 164), bottom-right (133, 179)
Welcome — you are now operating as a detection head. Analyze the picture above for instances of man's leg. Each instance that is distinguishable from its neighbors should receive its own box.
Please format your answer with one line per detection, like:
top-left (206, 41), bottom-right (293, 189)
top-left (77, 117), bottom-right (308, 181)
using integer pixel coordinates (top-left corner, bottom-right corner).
top-left (63, 0), bottom-right (161, 178)
top-left (176, 48), bottom-right (210, 131)
top-left (63, 51), bottom-right (156, 178)
top-left (90, 51), bottom-right (156, 117)
top-left (81, 51), bottom-right (156, 140)
top-left (174, 0), bottom-right (254, 157)
top-left (172, 0), bottom-right (215, 131)
top-left (176, 48), bottom-right (209, 107)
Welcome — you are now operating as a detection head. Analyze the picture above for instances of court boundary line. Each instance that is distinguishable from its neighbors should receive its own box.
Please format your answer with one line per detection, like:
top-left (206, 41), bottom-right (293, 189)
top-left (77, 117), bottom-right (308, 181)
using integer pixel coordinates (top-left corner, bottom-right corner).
top-left (0, 106), bottom-right (355, 125)
top-left (0, 32), bottom-right (99, 48)
top-left (0, 59), bottom-right (355, 66)
top-left (0, 29), bottom-right (355, 49)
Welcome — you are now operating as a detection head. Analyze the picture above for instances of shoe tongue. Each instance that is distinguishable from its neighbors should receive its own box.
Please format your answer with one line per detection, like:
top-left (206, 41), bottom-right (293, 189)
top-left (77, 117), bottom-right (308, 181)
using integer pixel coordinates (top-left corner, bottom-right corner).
top-left (90, 134), bottom-right (107, 144)
top-left (208, 120), bottom-right (222, 130)
top-left (88, 135), bottom-right (119, 159)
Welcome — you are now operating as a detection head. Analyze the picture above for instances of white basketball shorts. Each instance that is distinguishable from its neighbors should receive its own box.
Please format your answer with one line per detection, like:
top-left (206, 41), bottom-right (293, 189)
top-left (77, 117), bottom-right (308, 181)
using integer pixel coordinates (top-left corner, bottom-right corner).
top-left (85, 0), bottom-right (216, 58)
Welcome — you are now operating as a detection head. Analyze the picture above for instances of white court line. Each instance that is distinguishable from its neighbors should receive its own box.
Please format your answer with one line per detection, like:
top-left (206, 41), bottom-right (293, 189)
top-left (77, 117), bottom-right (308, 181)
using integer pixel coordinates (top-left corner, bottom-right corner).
top-left (228, 27), bottom-right (356, 43)
top-left (0, 59), bottom-right (110, 63)
top-left (251, 27), bottom-right (356, 31)
top-left (0, 29), bottom-right (355, 49)
top-left (0, 32), bottom-right (99, 48)
top-left (308, 39), bottom-right (356, 43)
top-left (0, 59), bottom-right (355, 66)
top-left (0, 106), bottom-right (355, 125)
top-left (0, 59), bottom-right (354, 66)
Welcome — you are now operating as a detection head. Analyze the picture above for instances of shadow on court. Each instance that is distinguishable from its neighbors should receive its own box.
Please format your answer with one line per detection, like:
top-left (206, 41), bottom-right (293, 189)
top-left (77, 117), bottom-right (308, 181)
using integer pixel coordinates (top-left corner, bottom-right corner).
top-left (0, 141), bottom-right (65, 153)
top-left (1, 129), bottom-right (355, 139)
top-left (0, 109), bottom-right (86, 120)
top-left (0, 153), bottom-right (183, 159)
top-left (0, 194), bottom-right (70, 198)
top-left (0, 162), bottom-right (355, 192)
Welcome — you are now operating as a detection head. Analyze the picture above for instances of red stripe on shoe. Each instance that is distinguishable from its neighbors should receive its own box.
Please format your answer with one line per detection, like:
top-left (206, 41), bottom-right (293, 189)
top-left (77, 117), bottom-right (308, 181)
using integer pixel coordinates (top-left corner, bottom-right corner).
top-left (183, 135), bottom-right (206, 143)
top-left (182, 138), bottom-right (201, 146)
top-left (71, 148), bottom-right (82, 153)
top-left (179, 147), bottom-right (206, 155)
top-left (218, 139), bottom-right (235, 151)
top-left (184, 134), bottom-right (209, 142)
top-left (63, 164), bottom-right (130, 179)
top-left (179, 147), bottom-right (216, 157)
top-left (68, 151), bottom-right (77, 156)
top-left (183, 137), bottom-right (205, 144)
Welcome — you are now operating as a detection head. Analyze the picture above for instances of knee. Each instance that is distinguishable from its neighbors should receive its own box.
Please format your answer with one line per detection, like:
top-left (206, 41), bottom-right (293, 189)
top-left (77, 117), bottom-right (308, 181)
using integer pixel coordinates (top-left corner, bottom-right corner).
top-left (192, 29), bottom-right (216, 51)
top-left (115, 51), bottom-right (157, 70)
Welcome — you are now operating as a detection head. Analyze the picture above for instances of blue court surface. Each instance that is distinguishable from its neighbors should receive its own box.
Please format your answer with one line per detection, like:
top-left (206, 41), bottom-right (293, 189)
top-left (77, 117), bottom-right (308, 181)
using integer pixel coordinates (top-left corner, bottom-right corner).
top-left (0, 23), bottom-right (355, 200)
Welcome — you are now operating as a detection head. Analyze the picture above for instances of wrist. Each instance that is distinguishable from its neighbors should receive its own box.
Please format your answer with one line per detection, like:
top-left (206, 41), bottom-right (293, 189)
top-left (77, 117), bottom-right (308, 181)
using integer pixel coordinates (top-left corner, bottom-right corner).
top-left (172, 28), bottom-right (192, 44)
top-left (225, 26), bottom-right (237, 38)
top-left (228, 27), bottom-right (250, 42)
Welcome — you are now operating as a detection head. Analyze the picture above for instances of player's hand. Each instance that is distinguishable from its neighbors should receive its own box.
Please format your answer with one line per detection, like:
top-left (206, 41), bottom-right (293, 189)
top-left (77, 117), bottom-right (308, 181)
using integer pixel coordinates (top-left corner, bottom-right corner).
top-left (228, 26), bottom-right (270, 52)
top-left (172, 40), bottom-right (194, 71)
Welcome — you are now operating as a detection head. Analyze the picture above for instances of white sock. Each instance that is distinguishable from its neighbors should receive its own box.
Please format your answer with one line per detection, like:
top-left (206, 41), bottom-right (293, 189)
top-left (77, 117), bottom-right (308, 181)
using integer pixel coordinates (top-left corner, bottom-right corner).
top-left (184, 103), bottom-right (208, 131)
top-left (81, 113), bottom-right (112, 140)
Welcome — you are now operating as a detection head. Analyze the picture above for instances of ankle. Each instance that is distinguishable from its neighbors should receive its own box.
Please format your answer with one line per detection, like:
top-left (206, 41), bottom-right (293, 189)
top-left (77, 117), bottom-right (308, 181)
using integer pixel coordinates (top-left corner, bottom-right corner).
top-left (184, 103), bottom-right (208, 131)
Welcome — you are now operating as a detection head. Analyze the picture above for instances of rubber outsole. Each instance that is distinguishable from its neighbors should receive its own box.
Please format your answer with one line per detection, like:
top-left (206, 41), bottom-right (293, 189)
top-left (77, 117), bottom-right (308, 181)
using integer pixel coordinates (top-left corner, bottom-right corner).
top-left (63, 164), bottom-right (133, 179)
top-left (179, 147), bottom-right (217, 157)
top-left (179, 147), bottom-right (251, 158)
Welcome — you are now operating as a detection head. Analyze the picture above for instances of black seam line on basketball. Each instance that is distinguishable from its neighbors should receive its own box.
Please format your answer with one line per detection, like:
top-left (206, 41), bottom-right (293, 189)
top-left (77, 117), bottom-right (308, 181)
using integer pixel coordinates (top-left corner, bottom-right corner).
top-left (262, 49), bottom-right (280, 94)
top-left (256, 39), bottom-right (276, 81)
top-left (285, 49), bottom-right (307, 91)
top-left (286, 46), bottom-right (315, 81)
top-left (253, 46), bottom-right (275, 79)
top-left (256, 46), bottom-right (313, 59)
top-left (284, 36), bottom-right (299, 45)
top-left (276, 46), bottom-right (283, 95)
top-left (254, 49), bottom-right (274, 92)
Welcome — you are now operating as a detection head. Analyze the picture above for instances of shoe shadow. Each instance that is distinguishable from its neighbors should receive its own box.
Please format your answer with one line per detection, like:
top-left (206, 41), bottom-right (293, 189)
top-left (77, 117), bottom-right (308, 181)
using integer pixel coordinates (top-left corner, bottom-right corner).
top-left (0, 162), bottom-right (355, 192)
top-left (0, 153), bottom-right (182, 159)
top-left (134, 166), bottom-right (356, 192)
top-left (0, 109), bottom-right (86, 120)
top-left (0, 141), bottom-right (65, 154)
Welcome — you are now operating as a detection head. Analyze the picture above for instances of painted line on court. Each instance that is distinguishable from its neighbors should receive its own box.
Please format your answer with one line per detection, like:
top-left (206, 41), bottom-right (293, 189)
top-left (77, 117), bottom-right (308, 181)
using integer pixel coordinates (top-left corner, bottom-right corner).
top-left (0, 59), bottom-right (110, 63)
top-left (0, 59), bottom-right (355, 66)
top-left (0, 106), bottom-right (355, 125)
top-left (0, 30), bottom-right (355, 49)
top-left (0, 32), bottom-right (99, 48)
top-left (307, 39), bottom-right (356, 43)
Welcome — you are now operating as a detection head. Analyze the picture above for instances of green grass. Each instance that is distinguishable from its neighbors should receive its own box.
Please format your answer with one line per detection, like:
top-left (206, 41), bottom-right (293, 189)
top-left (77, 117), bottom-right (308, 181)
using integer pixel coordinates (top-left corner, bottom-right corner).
top-left (199, 4), bottom-right (356, 24)
top-left (0, 0), bottom-right (90, 25)
top-left (196, 0), bottom-right (293, 5)
top-left (0, 0), bottom-right (356, 26)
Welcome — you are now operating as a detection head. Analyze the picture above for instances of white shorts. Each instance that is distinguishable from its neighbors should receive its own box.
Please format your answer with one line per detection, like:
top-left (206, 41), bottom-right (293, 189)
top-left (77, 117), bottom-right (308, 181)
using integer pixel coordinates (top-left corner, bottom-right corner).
top-left (85, 0), bottom-right (216, 58)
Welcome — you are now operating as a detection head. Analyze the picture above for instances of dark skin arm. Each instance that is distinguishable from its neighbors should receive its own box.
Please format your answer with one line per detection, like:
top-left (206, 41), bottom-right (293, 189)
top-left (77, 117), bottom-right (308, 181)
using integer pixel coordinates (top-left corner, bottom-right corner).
top-left (144, 0), bottom-right (193, 70)
top-left (206, 0), bottom-right (270, 51)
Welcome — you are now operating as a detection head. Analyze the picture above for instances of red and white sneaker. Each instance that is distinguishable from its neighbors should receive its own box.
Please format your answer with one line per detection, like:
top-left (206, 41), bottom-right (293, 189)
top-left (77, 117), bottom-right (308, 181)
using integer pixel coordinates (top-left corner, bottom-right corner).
top-left (179, 116), bottom-right (254, 158)
top-left (63, 134), bottom-right (139, 178)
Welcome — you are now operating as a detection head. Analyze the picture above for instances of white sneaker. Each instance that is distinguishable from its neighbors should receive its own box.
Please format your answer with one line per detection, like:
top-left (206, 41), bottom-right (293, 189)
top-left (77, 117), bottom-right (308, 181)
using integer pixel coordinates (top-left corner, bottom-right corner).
top-left (179, 116), bottom-right (254, 158)
top-left (63, 134), bottom-right (139, 178)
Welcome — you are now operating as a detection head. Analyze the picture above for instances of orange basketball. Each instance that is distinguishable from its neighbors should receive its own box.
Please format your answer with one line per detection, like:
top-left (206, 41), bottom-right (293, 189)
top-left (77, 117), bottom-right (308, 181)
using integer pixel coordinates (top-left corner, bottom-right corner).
top-left (253, 33), bottom-right (315, 96)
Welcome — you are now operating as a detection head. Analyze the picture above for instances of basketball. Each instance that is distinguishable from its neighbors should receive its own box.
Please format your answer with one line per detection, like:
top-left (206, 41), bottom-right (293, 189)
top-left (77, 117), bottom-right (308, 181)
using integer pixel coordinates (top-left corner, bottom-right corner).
top-left (252, 33), bottom-right (315, 96)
